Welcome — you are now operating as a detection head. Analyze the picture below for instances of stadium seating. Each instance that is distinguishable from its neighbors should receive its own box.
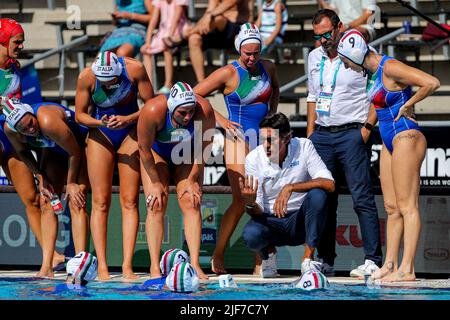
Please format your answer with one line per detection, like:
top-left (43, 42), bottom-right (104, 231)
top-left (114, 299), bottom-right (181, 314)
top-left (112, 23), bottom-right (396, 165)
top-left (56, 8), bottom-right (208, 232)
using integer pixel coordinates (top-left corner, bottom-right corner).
top-left (0, 0), bottom-right (448, 120)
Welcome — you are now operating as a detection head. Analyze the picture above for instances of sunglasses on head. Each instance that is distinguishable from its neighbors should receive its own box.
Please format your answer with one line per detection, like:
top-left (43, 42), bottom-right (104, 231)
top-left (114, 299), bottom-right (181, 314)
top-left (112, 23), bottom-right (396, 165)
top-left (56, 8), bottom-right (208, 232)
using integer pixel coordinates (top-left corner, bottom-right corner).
top-left (313, 29), bottom-right (334, 41)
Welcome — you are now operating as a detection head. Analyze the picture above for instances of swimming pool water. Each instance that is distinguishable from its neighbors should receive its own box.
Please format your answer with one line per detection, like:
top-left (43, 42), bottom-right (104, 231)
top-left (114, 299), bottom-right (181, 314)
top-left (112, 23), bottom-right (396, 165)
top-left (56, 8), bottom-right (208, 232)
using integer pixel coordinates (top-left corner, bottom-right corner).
top-left (1, 277), bottom-right (449, 300)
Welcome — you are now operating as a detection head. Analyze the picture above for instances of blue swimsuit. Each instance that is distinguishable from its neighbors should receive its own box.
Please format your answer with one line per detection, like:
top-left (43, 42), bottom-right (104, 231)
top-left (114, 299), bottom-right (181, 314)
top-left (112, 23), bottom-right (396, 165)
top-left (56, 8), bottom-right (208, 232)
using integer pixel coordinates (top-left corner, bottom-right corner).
top-left (224, 60), bottom-right (272, 150)
top-left (367, 55), bottom-right (420, 153)
top-left (91, 57), bottom-right (138, 150)
top-left (26, 102), bottom-right (88, 156)
top-left (152, 96), bottom-right (195, 164)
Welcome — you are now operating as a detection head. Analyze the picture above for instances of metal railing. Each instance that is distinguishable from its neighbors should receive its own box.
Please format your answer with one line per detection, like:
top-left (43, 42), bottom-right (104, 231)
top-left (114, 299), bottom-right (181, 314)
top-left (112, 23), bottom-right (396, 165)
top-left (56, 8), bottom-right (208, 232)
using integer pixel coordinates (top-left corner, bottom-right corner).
top-left (22, 35), bottom-right (89, 106)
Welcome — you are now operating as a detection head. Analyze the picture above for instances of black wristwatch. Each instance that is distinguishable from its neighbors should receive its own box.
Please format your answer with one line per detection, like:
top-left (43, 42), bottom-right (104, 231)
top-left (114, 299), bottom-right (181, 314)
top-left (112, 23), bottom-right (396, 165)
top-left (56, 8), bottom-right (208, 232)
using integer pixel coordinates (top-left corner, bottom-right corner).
top-left (363, 122), bottom-right (373, 131)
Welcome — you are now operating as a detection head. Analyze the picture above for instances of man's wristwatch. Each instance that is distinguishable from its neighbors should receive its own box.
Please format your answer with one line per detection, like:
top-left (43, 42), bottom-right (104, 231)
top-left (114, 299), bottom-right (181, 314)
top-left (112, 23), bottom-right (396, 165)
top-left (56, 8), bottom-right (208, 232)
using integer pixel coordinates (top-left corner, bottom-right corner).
top-left (245, 204), bottom-right (256, 211)
top-left (363, 122), bottom-right (373, 131)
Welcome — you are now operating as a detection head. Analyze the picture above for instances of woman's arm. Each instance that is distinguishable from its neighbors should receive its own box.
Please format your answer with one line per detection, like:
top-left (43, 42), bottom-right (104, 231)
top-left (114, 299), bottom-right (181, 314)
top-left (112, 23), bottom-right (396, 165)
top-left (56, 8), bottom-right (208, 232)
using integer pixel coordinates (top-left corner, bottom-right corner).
top-left (145, 6), bottom-right (160, 45)
top-left (116, 0), bottom-right (153, 24)
top-left (4, 127), bottom-right (42, 178)
top-left (189, 96), bottom-right (216, 182)
top-left (169, 4), bottom-right (186, 37)
top-left (137, 100), bottom-right (162, 184)
top-left (75, 69), bottom-right (106, 128)
top-left (193, 65), bottom-right (233, 97)
top-left (264, 60), bottom-right (280, 114)
top-left (40, 108), bottom-right (82, 185)
top-left (255, 8), bottom-right (263, 29)
top-left (384, 59), bottom-right (440, 115)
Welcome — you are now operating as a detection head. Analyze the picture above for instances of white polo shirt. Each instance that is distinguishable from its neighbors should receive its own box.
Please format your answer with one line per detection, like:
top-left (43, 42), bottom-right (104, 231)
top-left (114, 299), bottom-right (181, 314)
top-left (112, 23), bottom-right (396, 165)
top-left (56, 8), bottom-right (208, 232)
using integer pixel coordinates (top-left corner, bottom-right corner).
top-left (329, 0), bottom-right (377, 26)
top-left (307, 46), bottom-right (370, 127)
top-left (245, 137), bottom-right (334, 215)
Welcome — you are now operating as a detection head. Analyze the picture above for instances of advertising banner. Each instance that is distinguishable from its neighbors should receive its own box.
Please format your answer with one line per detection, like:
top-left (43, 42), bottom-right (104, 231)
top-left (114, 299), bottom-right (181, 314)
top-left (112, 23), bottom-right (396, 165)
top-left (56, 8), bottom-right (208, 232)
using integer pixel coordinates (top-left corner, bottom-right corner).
top-left (1, 191), bottom-right (449, 274)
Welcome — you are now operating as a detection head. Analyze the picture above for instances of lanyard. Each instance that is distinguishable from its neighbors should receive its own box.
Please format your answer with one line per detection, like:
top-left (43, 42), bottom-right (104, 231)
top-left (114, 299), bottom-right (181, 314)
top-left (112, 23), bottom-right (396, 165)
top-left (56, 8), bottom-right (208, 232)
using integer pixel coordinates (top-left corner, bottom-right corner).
top-left (319, 56), bottom-right (342, 91)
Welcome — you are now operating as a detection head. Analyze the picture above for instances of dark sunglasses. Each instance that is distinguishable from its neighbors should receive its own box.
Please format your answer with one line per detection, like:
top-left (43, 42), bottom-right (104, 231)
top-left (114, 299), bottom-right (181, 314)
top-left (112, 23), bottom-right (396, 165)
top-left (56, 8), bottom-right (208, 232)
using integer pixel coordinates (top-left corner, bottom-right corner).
top-left (313, 29), bottom-right (334, 41)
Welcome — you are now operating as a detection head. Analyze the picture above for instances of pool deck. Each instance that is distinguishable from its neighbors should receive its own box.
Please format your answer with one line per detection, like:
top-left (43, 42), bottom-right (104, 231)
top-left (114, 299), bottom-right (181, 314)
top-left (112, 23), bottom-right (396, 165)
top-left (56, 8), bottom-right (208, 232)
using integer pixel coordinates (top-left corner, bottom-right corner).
top-left (1, 270), bottom-right (449, 289)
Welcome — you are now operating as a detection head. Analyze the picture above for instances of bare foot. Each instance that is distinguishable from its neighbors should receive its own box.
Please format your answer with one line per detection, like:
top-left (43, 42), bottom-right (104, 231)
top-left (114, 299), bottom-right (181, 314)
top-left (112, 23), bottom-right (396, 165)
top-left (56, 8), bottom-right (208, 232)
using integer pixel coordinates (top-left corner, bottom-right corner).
top-left (37, 268), bottom-right (54, 279)
top-left (370, 261), bottom-right (396, 280)
top-left (97, 265), bottom-right (110, 281)
top-left (194, 265), bottom-right (209, 280)
top-left (122, 269), bottom-right (140, 281)
top-left (150, 264), bottom-right (162, 279)
top-left (52, 252), bottom-right (65, 269)
top-left (380, 270), bottom-right (416, 282)
top-left (211, 256), bottom-right (227, 274)
top-left (253, 265), bottom-right (261, 276)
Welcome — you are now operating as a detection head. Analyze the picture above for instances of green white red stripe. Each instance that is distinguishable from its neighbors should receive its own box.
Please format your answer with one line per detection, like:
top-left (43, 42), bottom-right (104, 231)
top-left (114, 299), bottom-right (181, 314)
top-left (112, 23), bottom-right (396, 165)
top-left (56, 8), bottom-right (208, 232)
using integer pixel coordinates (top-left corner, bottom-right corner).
top-left (175, 82), bottom-right (191, 92)
top-left (244, 22), bottom-right (257, 30)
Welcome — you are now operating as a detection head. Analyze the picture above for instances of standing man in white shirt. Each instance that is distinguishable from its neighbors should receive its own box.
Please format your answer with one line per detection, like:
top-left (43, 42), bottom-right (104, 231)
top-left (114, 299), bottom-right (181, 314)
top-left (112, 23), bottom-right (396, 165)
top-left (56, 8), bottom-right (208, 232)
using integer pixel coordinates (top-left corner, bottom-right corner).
top-left (307, 9), bottom-right (382, 278)
top-left (317, 0), bottom-right (377, 41)
top-left (240, 113), bottom-right (335, 278)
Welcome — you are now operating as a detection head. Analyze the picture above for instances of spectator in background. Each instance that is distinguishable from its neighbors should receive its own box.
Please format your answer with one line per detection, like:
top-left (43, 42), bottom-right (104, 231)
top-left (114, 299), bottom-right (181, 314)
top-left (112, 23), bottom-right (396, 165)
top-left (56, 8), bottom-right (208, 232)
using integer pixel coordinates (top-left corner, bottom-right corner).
top-left (186, 0), bottom-right (254, 82)
top-left (317, 0), bottom-right (377, 41)
top-left (100, 0), bottom-right (153, 58)
top-left (255, 0), bottom-right (288, 56)
top-left (141, 0), bottom-right (192, 94)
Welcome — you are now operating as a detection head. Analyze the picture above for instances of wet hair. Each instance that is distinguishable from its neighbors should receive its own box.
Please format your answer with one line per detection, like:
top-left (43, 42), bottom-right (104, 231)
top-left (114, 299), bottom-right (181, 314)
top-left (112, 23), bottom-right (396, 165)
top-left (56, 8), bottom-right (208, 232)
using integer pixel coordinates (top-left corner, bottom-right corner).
top-left (312, 9), bottom-right (341, 28)
top-left (259, 113), bottom-right (291, 137)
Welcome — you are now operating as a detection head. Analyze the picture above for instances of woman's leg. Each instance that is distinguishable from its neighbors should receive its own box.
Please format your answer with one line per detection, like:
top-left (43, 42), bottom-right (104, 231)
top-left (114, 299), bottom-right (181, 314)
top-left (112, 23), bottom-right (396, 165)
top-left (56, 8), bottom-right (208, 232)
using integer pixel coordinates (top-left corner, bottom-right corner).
top-left (174, 164), bottom-right (208, 280)
top-left (163, 50), bottom-right (174, 89)
top-left (383, 130), bottom-right (427, 282)
top-left (140, 150), bottom-right (170, 278)
top-left (86, 130), bottom-right (116, 281)
top-left (141, 51), bottom-right (154, 86)
top-left (117, 132), bottom-right (141, 280)
top-left (68, 149), bottom-right (90, 255)
top-left (3, 154), bottom-right (65, 267)
top-left (371, 145), bottom-right (403, 280)
top-left (116, 43), bottom-right (135, 57)
top-left (211, 134), bottom-right (248, 274)
top-left (37, 150), bottom-right (67, 278)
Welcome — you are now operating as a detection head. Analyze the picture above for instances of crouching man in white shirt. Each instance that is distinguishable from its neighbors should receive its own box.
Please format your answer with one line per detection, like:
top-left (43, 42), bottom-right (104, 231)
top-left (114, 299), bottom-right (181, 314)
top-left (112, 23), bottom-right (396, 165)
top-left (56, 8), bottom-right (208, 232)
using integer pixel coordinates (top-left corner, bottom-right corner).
top-left (240, 113), bottom-right (335, 278)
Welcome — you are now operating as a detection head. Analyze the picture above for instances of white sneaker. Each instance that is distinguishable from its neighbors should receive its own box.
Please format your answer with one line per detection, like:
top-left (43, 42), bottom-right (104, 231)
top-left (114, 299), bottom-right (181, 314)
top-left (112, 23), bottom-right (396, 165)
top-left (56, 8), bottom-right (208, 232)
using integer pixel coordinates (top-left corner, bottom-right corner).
top-left (260, 251), bottom-right (278, 278)
top-left (350, 259), bottom-right (380, 278)
top-left (319, 259), bottom-right (335, 276)
top-left (301, 258), bottom-right (323, 274)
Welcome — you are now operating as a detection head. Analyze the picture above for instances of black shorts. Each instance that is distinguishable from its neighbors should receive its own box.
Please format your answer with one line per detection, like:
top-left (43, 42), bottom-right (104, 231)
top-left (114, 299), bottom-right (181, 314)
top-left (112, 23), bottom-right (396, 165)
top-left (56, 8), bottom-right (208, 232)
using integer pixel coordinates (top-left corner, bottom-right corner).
top-left (202, 21), bottom-right (241, 50)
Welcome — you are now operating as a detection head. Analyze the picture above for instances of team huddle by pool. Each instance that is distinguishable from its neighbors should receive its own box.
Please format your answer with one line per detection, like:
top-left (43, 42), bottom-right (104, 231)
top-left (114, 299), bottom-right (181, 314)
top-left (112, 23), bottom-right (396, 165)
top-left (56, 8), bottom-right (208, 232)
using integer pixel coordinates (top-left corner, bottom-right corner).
top-left (0, 5), bottom-right (440, 292)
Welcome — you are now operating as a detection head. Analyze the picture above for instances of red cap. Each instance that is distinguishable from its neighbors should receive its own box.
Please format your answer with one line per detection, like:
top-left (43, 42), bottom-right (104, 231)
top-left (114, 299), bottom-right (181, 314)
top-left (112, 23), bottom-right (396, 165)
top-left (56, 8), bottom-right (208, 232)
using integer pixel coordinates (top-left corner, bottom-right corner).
top-left (0, 18), bottom-right (24, 45)
top-left (0, 18), bottom-right (24, 69)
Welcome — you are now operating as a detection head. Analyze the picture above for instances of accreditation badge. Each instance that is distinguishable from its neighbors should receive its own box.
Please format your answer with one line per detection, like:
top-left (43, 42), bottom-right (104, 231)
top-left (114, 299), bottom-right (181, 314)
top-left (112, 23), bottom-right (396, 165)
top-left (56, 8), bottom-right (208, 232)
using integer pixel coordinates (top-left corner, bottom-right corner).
top-left (316, 89), bottom-right (332, 115)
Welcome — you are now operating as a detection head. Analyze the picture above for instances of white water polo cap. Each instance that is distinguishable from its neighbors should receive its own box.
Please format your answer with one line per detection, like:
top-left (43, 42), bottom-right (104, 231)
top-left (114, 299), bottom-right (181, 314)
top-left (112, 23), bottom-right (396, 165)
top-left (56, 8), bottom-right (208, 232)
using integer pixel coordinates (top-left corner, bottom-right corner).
top-left (167, 82), bottom-right (196, 113)
top-left (295, 270), bottom-right (330, 291)
top-left (160, 248), bottom-right (190, 276)
top-left (66, 251), bottom-right (98, 282)
top-left (166, 262), bottom-right (199, 293)
top-left (234, 23), bottom-right (263, 54)
top-left (91, 51), bottom-right (123, 82)
top-left (1, 97), bottom-right (34, 130)
top-left (337, 29), bottom-right (369, 66)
